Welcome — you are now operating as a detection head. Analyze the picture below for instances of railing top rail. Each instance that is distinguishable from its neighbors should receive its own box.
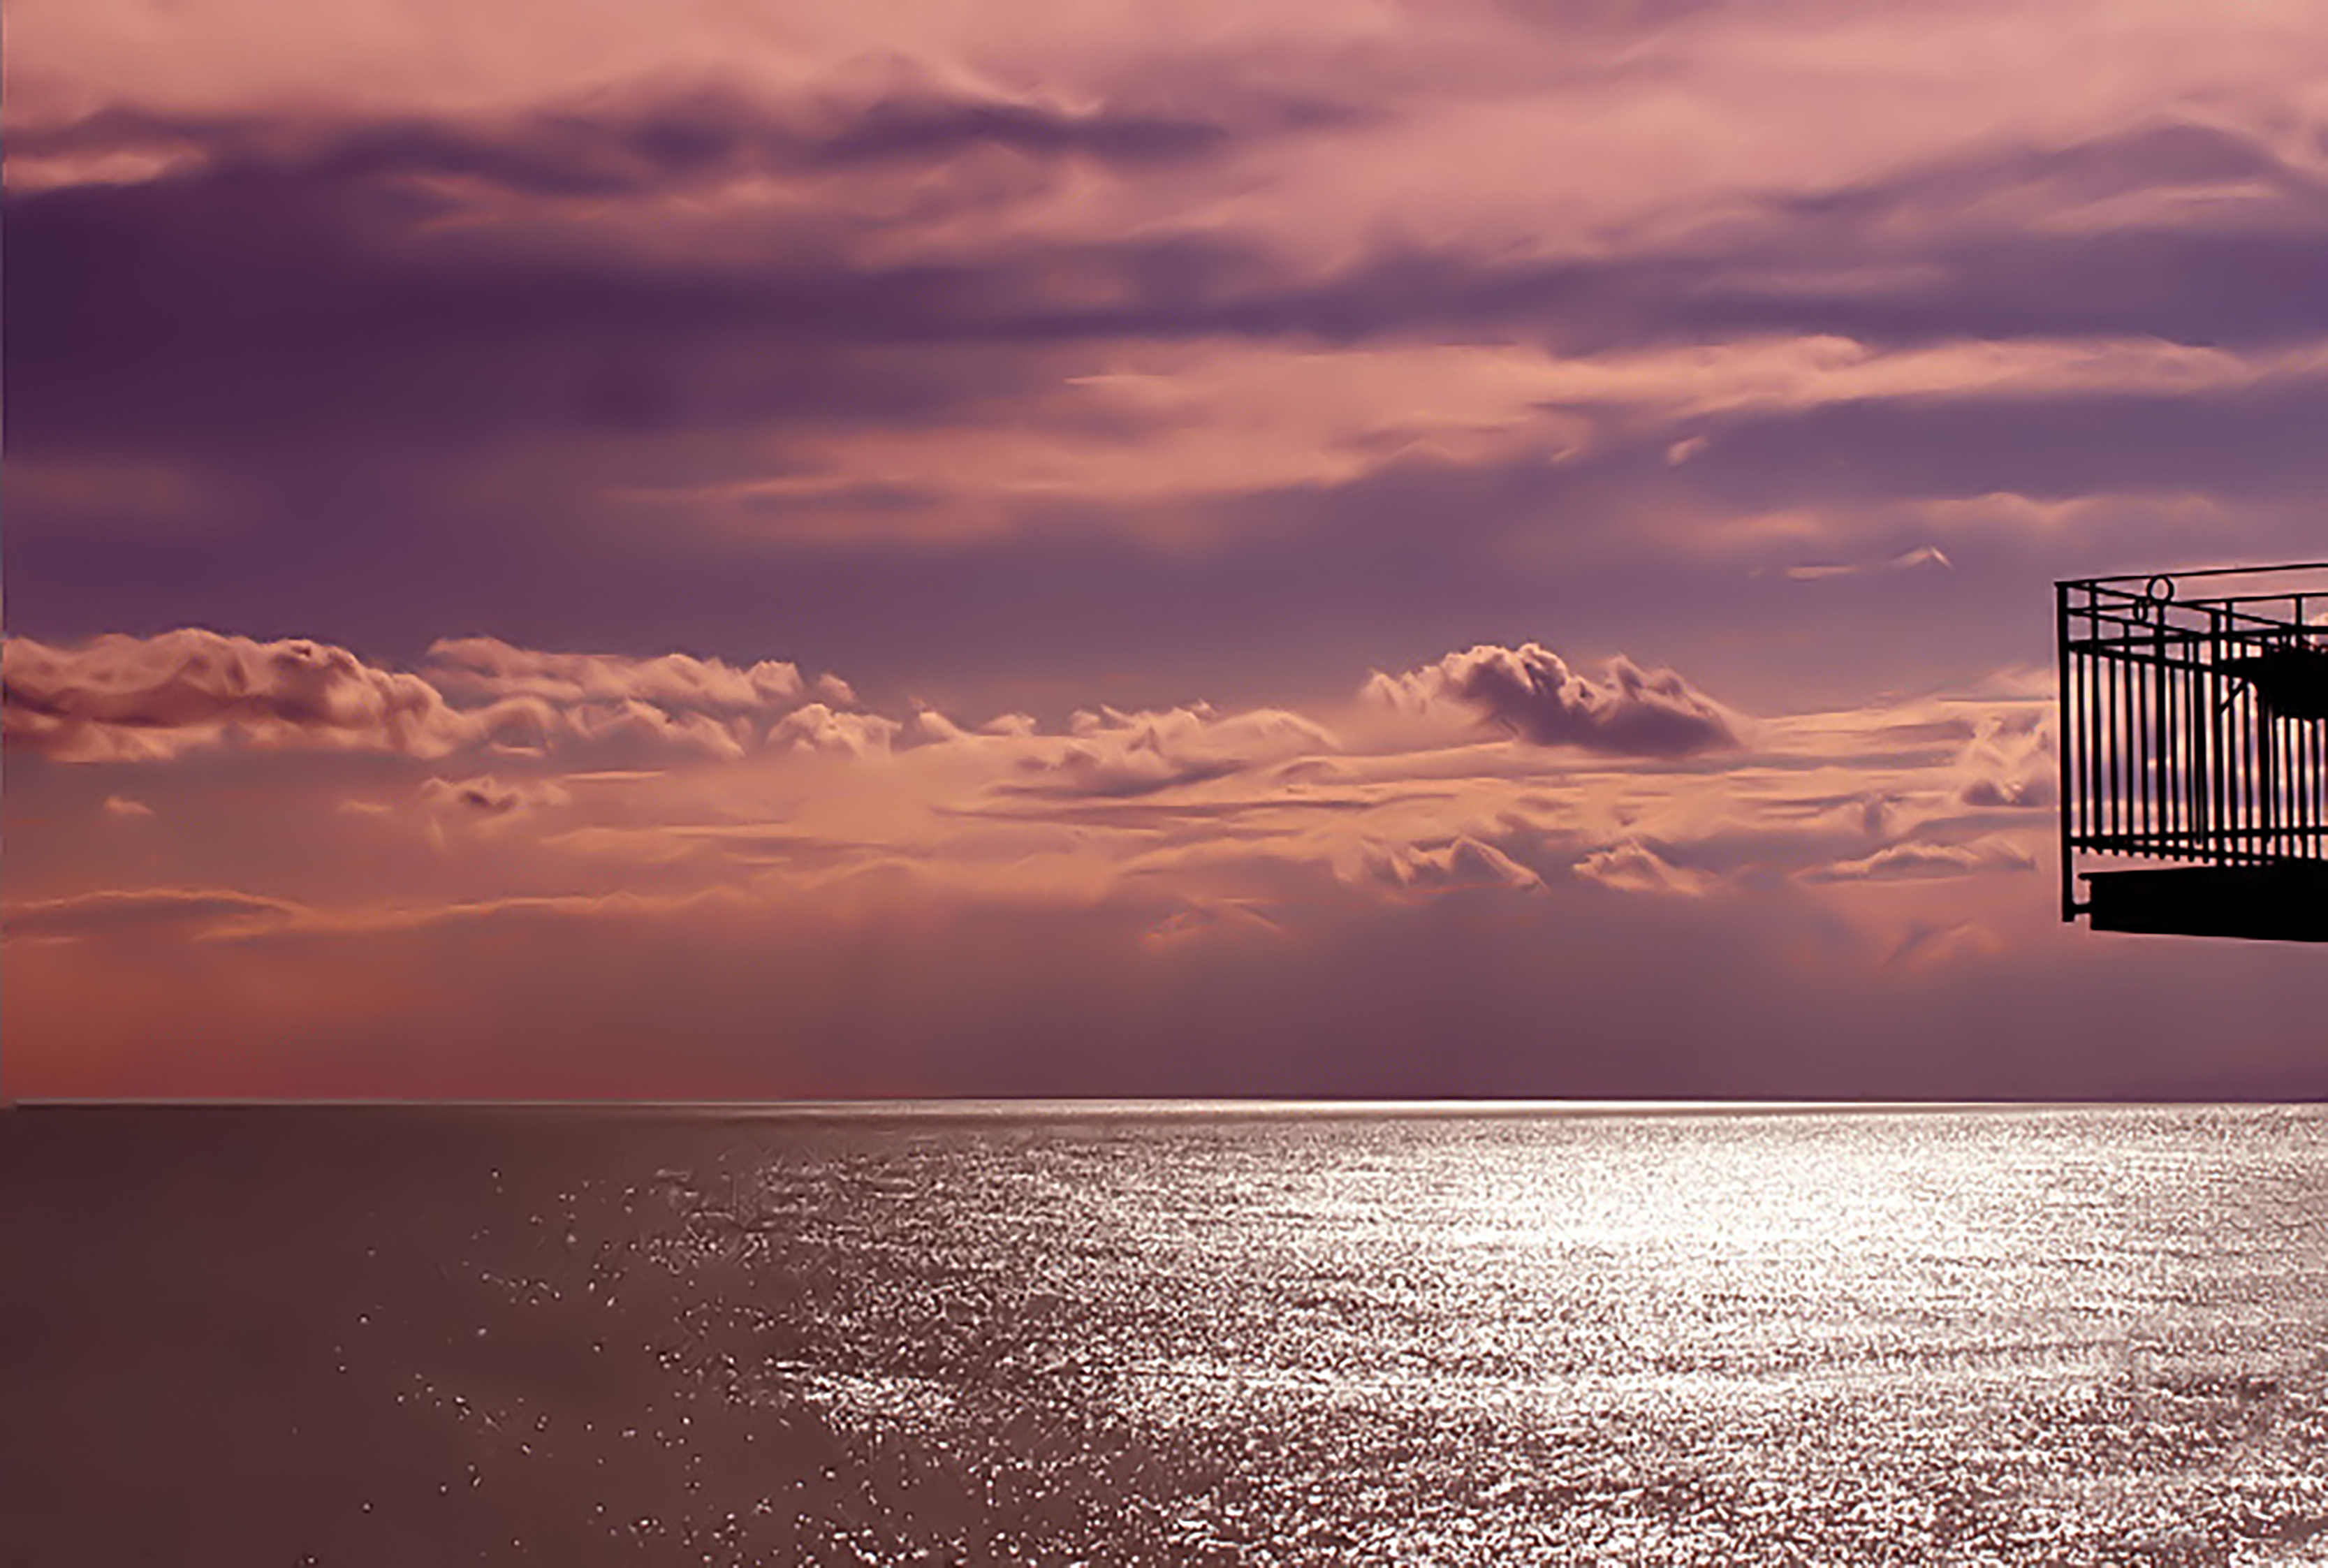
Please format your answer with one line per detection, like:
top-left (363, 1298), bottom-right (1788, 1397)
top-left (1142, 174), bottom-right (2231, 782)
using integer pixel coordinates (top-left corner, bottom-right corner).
top-left (2058, 562), bottom-right (2328, 589)
top-left (2063, 566), bottom-right (2328, 637)
top-left (2071, 585), bottom-right (2327, 608)
top-left (2070, 585), bottom-right (2325, 610)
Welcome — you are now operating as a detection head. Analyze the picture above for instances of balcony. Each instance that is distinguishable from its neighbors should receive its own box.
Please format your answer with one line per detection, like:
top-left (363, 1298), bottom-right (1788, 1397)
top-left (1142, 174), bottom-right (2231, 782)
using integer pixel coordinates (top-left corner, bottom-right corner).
top-left (2056, 563), bottom-right (2328, 941)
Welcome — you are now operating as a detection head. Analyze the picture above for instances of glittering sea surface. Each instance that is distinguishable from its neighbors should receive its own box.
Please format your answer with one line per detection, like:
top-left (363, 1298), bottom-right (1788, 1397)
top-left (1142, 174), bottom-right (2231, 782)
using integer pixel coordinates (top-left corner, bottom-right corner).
top-left (6, 1104), bottom-right (2327, 1565)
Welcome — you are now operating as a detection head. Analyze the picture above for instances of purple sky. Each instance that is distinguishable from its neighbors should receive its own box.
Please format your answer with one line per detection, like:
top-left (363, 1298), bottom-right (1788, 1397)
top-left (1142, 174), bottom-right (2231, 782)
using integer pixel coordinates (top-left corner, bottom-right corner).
top-left (7, 0), bottom-right (2327, 1099)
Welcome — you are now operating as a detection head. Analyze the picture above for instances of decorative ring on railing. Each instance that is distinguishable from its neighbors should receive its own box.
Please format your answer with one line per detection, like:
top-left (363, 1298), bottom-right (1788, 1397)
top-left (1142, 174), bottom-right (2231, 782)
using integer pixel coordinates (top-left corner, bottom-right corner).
top-left (2144, 575), bottom-right (2176, 605)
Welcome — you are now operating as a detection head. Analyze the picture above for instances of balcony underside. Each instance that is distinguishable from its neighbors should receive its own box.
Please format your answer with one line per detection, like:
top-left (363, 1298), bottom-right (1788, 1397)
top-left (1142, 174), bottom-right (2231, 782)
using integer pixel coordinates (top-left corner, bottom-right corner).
top-left (2082, 861), bottom-right (2328, 942)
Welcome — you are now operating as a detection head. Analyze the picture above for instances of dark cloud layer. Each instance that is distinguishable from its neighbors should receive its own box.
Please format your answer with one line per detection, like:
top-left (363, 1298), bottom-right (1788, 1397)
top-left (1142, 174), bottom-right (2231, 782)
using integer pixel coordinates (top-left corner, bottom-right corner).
top-left (1685, 121), bottom-right (2328, 351)
top-left (1370, 644), bottom-right (1738, 756)
top-left (1, 629), bottom-right (840, 763)
top-left (2, 629), bottom-right (477, 761)
top-left (10, 82), bottom-right (2327, 724)
top-left (16, 106), bottom-right (2325, 467)
top-left (11, 88), bottom-right (1254, 202)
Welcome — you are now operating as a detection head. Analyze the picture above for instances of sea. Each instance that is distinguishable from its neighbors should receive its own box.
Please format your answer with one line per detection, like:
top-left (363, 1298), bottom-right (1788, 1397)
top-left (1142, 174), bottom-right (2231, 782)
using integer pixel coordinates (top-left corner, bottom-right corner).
top-left (3, 1103), bottom-right (2325, 1566)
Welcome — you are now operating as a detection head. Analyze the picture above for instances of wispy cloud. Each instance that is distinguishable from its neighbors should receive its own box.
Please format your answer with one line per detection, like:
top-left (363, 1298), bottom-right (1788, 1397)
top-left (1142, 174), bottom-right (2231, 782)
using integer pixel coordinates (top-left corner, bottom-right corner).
top-left (1778, 545), bottom-right (1952, 582)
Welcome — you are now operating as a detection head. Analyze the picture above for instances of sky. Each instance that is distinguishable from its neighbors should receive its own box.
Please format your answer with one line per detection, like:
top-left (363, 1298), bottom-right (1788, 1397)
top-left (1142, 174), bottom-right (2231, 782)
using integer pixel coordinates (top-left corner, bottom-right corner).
top-left (6, 0), bottom-right (2328, 1101)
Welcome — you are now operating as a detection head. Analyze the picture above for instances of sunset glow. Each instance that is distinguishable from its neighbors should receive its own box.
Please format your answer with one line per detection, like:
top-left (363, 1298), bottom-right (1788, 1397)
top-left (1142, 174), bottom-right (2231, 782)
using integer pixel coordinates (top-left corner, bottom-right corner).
top-left (8, 0), bottom-right (2327, 1098)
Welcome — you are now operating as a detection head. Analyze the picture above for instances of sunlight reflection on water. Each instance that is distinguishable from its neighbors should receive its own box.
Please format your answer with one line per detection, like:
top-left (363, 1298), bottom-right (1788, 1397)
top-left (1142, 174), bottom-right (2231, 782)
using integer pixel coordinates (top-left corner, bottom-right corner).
top-left (332, 1104), bottom-right (2328, 1565)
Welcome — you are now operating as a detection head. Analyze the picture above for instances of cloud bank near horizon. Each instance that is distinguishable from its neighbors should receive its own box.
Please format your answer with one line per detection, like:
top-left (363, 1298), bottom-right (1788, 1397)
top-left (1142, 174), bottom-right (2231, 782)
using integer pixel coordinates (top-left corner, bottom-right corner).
top-left (4, 623), bottom-right (2207, 1100)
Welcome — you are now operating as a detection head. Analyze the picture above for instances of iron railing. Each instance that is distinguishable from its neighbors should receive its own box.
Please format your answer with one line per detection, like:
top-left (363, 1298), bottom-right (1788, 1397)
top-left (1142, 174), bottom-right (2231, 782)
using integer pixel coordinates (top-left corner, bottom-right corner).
top-left (2057, 563), bottom-right (2328, 921)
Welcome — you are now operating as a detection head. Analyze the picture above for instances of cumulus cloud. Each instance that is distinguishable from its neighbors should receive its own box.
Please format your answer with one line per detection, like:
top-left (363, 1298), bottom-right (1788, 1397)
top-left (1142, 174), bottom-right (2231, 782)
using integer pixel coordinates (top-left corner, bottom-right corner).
top-left (1573, 840), bottom-right (1715, 897)
top-left (1953, 712), bottom-right (2057, 808)
top-left (554, 702), bottom-right (755, 761)
top-left (425, 637), bottom-right (808, 712)
top-left (768, 703), bottom-right (902, 759)
top-left (419, 773), bottom-right (574, 819)
top-left (2, 630), bottom-right (485, 762)
top-left (1803, 836), bottom-right (2036, 884)
top-left (7, 623), bottom-right (2071, 981)
top-left (3, 629), bottom-right (851, 765)
top-left (1353, 836), bottom-right (1542, 895)
top-left (6, 616), bottom-right (2148, 1108)
top-left (1142, 899), bottom-right (1285, 949)
top-left (902, 705), bottom-right (1040, 746)
top-left (908, 708), bottom-right (973, 744)
top-left (1366, 643), bottom-right (1738, 756)
top-left (1004, 705), bottom-right (1336, 799)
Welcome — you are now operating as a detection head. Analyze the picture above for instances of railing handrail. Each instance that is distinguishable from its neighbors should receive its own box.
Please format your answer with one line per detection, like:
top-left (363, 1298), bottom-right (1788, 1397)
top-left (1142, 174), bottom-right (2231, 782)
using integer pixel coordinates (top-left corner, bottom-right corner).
top-left (2059, 562), bottom-right (2328, 589)
top-left (2061, 570), bottom-right (2327, 642)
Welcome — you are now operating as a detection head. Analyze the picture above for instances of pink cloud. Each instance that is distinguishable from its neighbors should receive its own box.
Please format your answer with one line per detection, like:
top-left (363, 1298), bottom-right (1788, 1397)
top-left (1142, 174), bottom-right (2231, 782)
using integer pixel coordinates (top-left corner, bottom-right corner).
top-left (573, 335), bottom-right (2306, 548)
top-left (4, 886), bottom-right (303, 941)
top-left (1141, 898), bottom-right (1284, 950)
top-left (1574, 840), bottom-right (1714, 897)
top-left (768, 703), bottom-right (902, 758)
top-left (12, 622), bottom-right (2315, 1099)
top-left (1779, 544), bottom-right (1952, 582)
top-left (3, 629), bottom-right (849, 764)
top-left (1001, 704), bottom-right (1335, 799)
top-left (1802, 836), bottom-right (2035, 884)
top-left (425, 636), bottom-right (807, 712)
top-left (1887, 919), bottom-right (2009, 971)
top-left (2, 629), bottom-right (484, 762)
top-left (1952, 712), bottom-right (2056, 809)
top-left (8, 627), bottom-right (2066, 948)
top-left (1367, 643), bottom-right (1738, 756)
top-left (556, 702), bottom-right (756, 761)
top-left (1354, 835), bottom-right (1542, 895)
top-left (418, 773), bottom-right (573, 819)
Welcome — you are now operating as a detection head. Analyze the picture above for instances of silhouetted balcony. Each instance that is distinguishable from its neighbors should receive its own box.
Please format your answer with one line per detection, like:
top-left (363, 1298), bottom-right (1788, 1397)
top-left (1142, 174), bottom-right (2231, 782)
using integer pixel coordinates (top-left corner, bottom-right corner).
top-left (2057, 564), bottom-right (2328, 941)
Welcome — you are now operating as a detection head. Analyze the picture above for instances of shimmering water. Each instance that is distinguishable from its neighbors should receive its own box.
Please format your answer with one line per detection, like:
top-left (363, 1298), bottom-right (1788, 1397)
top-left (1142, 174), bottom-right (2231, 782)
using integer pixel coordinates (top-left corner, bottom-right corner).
top-left (6, 1104), bottom-right (2326, 1565)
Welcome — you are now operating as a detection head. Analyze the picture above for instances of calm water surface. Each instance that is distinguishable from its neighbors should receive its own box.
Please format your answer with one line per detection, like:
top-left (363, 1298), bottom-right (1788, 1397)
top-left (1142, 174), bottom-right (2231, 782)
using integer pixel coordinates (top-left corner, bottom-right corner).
top-left (5, 1104), bottom-right (2325, 1565)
